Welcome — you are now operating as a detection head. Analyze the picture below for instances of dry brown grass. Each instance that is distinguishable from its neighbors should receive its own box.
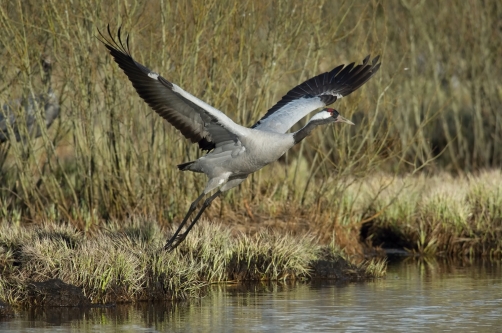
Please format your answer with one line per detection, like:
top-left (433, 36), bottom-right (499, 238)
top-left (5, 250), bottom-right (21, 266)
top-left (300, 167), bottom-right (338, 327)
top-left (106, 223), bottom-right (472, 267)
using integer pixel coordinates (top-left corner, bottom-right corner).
top-left (0, 1), bottom-right (500, 259)
top-left (357, 170), bottom-right (502, 257)
top-left (0, 217), bottom-right (385, 305)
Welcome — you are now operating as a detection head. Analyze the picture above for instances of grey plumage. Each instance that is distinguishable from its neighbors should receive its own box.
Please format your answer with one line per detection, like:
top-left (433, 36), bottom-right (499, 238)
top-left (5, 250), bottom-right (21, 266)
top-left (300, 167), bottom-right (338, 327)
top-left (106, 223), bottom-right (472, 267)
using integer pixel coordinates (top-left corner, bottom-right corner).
top-left (0, 56), bottom-right (60, 143)
top-left (100, 26), bottom-right (380, 251)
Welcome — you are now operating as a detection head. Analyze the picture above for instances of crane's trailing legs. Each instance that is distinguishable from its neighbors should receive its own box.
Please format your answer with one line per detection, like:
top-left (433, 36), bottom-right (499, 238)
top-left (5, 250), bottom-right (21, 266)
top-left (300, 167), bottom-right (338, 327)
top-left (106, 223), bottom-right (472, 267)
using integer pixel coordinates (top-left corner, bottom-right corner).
top-left (164, 176), bottom-right (248, 251)
top-left (164, 190), bottom-right (222, 251)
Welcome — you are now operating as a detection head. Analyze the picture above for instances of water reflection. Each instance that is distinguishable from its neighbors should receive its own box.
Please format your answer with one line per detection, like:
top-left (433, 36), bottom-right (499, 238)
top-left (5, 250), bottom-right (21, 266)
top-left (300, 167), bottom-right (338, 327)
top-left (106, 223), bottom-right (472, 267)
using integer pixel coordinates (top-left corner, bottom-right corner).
top-left (1, 259), bottom-right (501, 332)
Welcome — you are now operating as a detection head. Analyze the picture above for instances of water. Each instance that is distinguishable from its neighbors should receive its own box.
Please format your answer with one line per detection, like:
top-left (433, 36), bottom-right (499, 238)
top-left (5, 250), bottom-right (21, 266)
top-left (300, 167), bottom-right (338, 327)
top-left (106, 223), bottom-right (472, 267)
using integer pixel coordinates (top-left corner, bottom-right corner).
top-left (1, 259), bottom-right (501, 332)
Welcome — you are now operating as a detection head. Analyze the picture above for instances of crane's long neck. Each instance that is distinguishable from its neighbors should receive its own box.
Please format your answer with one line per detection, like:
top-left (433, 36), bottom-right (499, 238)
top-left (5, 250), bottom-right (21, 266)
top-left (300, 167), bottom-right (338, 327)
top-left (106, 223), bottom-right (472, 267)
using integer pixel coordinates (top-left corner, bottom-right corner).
top-left (292, 118), bottom-right (332, 144)
top-left (41, 57), bottom-right (53, 95)
top-left (40, 56), bottom-right (60, 125)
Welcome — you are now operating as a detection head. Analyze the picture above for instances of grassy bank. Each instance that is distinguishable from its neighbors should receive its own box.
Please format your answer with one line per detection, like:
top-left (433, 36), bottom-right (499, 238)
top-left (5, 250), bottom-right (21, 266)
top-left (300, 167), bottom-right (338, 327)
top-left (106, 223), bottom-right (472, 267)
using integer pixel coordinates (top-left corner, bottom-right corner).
top-left (2, 168), bottom-right (501, 306)
top-left (0, 0), bottom-right (501, 306)
top-left (0, 219), bottom-right (385, 306)
top-left (210, 170), bottom-right (502, 258)
top-left (358, 170), bottom-right (502, 257)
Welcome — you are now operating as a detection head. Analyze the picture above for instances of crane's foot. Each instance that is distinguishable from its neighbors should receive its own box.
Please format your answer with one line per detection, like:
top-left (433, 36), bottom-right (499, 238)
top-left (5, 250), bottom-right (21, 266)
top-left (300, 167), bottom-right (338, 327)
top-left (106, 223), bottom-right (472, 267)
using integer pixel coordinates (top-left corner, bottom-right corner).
top-left (164, 233), bottom-right (187, 252)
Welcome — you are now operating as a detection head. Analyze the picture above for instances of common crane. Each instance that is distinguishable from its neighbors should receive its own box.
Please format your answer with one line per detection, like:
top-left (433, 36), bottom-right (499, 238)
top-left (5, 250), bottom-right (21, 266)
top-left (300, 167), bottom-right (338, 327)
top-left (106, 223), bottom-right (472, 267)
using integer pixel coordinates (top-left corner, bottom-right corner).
top-left (100, 26), bottom-right (381, 251)
top-left (0, 56), bottom-right (60, 143)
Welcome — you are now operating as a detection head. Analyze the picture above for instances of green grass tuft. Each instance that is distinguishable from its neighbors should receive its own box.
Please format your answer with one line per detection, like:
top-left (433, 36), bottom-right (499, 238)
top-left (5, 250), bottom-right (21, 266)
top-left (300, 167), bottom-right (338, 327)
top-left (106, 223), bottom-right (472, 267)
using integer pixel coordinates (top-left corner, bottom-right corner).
top-left (0, 217), bottom-right (381, 305)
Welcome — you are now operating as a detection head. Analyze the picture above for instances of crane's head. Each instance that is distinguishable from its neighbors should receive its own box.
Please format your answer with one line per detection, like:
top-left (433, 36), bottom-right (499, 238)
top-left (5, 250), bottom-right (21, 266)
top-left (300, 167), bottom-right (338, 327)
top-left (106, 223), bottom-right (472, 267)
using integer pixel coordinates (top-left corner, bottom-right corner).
top-left (320, 108), bottom-right (355, 125)
top-left (294, 108), bottom-right (355, 144)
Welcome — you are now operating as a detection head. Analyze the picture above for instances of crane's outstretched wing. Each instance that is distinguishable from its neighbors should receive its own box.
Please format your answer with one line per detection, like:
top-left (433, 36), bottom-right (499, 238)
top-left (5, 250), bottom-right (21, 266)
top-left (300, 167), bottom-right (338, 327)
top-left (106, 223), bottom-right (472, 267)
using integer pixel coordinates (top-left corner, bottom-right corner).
top-left (252, 55), bottom-right (381, 133)
top-left (99, 26), bottom-right (247, 151)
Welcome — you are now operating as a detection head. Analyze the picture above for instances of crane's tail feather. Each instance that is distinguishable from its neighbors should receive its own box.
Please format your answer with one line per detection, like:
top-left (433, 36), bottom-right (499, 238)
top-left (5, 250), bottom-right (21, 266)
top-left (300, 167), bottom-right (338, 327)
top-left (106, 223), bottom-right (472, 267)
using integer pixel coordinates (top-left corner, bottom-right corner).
top-left (177, 161), bottom-right (195, 171)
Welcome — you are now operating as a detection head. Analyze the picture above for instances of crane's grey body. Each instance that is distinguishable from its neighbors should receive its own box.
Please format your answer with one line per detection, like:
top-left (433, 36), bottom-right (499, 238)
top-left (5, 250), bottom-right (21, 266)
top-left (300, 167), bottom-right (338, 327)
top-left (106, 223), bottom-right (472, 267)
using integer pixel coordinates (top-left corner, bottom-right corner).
top-left (100, 26), bottom-right (381, 250)
top-left (0, 57), bottom-right (59, 143)
top-left (183, 129), bottom-right (293, 179)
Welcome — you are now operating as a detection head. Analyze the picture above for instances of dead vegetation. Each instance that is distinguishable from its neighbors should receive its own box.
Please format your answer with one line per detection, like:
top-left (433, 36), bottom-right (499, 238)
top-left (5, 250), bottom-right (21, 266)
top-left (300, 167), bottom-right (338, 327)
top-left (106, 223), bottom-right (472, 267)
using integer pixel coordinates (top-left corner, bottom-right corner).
top-left (0, 0), bottom-right (501, 305)
top-left (0, 219), bottom-right (385, 305)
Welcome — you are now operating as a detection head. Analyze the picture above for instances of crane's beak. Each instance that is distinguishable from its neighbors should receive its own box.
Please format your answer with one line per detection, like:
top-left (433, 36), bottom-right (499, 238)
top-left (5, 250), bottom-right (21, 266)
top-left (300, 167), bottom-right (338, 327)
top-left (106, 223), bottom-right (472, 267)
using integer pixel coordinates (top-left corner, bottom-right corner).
top-left (335, 114), bottom-right (355, 125)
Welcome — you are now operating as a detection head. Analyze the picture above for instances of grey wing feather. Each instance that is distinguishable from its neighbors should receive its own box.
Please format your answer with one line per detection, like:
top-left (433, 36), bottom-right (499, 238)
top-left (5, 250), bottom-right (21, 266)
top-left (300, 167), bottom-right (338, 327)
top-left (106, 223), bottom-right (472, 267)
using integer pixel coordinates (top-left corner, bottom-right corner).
top-left (99, 26), bottom-right (238, 151)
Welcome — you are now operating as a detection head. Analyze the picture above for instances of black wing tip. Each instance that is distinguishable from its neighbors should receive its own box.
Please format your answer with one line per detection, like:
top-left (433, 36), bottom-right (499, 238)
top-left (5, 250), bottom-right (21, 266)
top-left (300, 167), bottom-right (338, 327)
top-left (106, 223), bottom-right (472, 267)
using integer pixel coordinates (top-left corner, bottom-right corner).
top-left (371, 62), bottom-right (381, 74)
top-left (361, 54), bottom-right (380, 63)
top-left (371, 55), bottom-right (381, 66)
top-left (256, 53), bottom-right (382, 122)
top-left (346, 54), bottom-right (381, 78)
top-left (320, 54), bottom-right (381, 94)
top-left (96, 24), bottom-right (132, 58)
top-left (359, 54), bottom-right (381, 72)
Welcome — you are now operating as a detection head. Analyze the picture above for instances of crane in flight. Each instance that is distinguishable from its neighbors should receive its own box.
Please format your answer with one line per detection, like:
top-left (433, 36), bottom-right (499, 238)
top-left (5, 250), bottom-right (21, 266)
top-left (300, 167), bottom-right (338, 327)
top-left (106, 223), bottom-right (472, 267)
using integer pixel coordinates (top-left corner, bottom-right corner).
top-left (99, 26), bottom-right (380, 251)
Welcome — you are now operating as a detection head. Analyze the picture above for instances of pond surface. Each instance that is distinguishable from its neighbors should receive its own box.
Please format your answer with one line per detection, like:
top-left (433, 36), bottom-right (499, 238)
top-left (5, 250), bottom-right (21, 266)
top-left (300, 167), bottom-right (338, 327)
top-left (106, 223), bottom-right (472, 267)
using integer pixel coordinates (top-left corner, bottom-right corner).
top-left (1, 258), bottom-right (501, 332)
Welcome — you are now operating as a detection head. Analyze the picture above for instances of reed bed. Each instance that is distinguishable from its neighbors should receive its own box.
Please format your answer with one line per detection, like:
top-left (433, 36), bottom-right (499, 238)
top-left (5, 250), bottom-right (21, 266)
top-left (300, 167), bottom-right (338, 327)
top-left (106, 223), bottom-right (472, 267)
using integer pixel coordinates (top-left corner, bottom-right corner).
top-left (0, 0), bottom-right (500, 301)
top-left (0, 0), bottom-right (499, 224)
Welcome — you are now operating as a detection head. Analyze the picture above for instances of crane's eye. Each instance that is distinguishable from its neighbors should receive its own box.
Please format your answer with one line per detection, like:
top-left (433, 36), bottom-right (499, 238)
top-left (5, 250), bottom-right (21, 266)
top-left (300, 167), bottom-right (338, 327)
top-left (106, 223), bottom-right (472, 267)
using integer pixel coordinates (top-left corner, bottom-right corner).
top-left (326, 108), bottom-right (338, 116)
